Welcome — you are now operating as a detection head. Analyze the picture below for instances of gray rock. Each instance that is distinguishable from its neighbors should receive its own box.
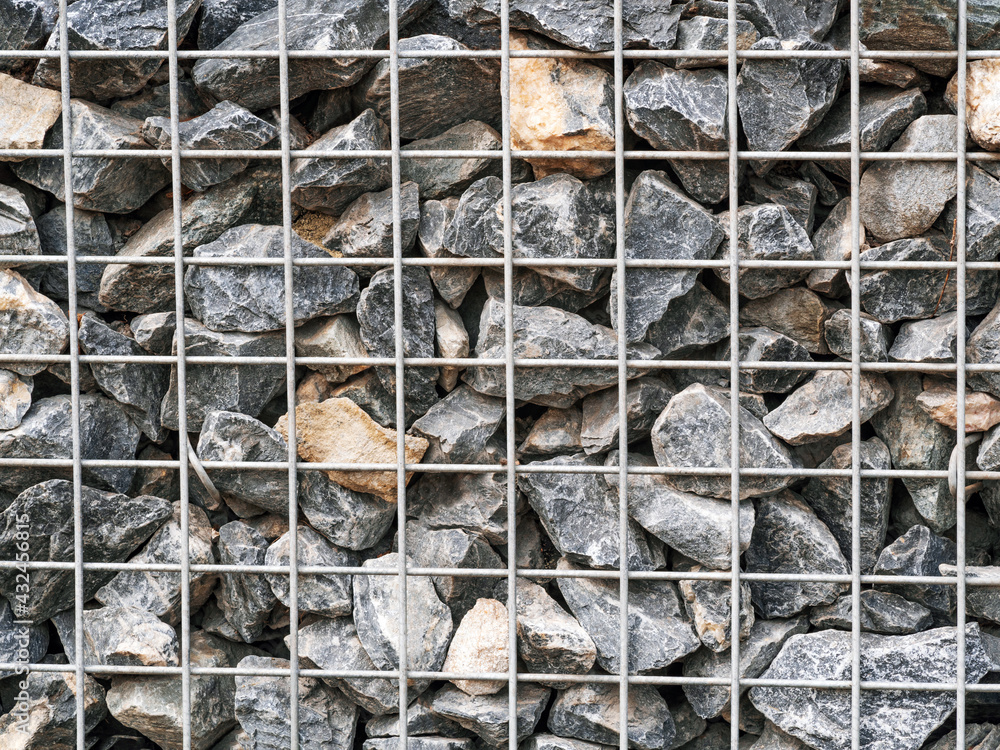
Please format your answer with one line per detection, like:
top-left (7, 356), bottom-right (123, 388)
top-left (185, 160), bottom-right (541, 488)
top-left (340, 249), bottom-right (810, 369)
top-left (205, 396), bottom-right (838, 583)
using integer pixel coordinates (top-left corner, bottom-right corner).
top-left (32, 0), bottom-right (199, 99)
top-left (467, 298), bottom-right (657, 408)
top-left (295, 314), bottom-right (371, 385)
top-left (520, 455), bottom-right (664, 571)
top-left (802, 438), bottom-right (892, 575)
top-left (799, 86), bottom-right (927, 180)
top-left (0, 183), bottom-right (39, 262)
top-left (110, 78), bottom-right (210, 121)
top-left (51, 605), bottom-right (178, 667)
top-left (623, 64), bottom-right (730, 204)
top-left (966, 298), bottom-right (1000, 400)
top-left (612, 170), bottom-right (726, 343)
top-left (429, 682), bottom-right (550, 747)
top-left (651, 383), bottom-right (800, 500)
top-left (0, 394), bottom-right (140, 496)
top-left (412, 385), bottom-right (505, 464)
top-left (0, 269), bottom-right (68, 376)
top-left (674, 16), bottom-right (760, 69)
top-left (298, 470), bottom-right (396, 551)
top-left (548, 682), bottom-right (674, 750)
top-left (185, 223), bottom-right (359, 333)
top-left (714, 203), bottom-right (816, 299)
top-left (235, 655), bottom-right (359, 750)
top-left (736, 37), bottom-right (844, 174)
top-left (523, 734), bottom-right (614, 750)
top-left (942, 164), bottom-right (1000, 262)
top-left (679, 572), bottom-right (754, 653)
top-left (646, 281), bottom-right (730, 358)
top-left (323, 182), bottom-right (420, 267)
top-left (13, 101), bottom-right (170, 213)
top-left (35, 205), bottom-right (113, 305)
top-left (808, 590), bottom-right (934, 635)
top-left (515, 579), bottom-right (596, 684)
top-left (0, 369), bottom-right (31, 430)
top-left (198, 0), bottom-right (278, 49)
top-left (874, 525), bottom-right (956, 616)
top-left (557, 558), bottom-right (701, 674)
top-left (579, 378), bottom-right (672, 455)
top-left (734, 327), bottom-right (811, 394)
top-left (748, 625), bottom-right (991, 750)
top-left (353, 552), bottom-right (454, 673)
top-left (365, 740), bottom-right (472, 750)
top-left (265, 526), bottom-right (354, 618)
top-left (668, 702), bottom-right (708, 749)
top-left (418, 198), bottom-right (478, 307)
top-left (858, 115), bottom-right (959, 241)
top-left (444, 176), bottom-right (503, 260)
top-left (519, 406), bottom-right (582, 457)
top-left (0, 479), bottom-right (171, 623)
top-left (0, 669), bottom-right (106, 748)
top-left (95, 502), bottom-right (217, 626)
top-left (0, 597), bottom-right (47, 678)
top-left (871, 373), bottom-right (955, 532)
top-left (407, 470), bottom-right (509, 547)
top-left (191, 0), bottom-right (432, 110)
top-left (823, 309), bottom-right (891, 363)
top-left (807, 197), bottom-right (855, 298)
top-left (357, 265), bottom-right (439, 421)
top-left (217, 521), bottom-right (277, 642)
top-left (682, 616), bottom-right (809, 720)
top-left (142, 101), bottom-right (277, 192)
top-left (366, 694), bottom-right (471, 737)
top-left (740, 0), bottom-right (840, 41)
top-left (889, 312), bottom-right (961, 365)
top-left (160, 319), bottom-right (286, 432)
top-left (0, 0), bottom-right (55, 74)
top-left (939, 564), bottom-right (1000, 624)
top-left (749, 173), bottom-right (818, 233)
top-left (296, 616), bottom-right (400, 716)
top-left (354, 34), bottom-right (500, 140)
top-left (923, 724), bottom-right (1000, 750)
top-left (290, 109), bottom-right (391, 216)
top-left (746, 491), bottom-right (850, 618)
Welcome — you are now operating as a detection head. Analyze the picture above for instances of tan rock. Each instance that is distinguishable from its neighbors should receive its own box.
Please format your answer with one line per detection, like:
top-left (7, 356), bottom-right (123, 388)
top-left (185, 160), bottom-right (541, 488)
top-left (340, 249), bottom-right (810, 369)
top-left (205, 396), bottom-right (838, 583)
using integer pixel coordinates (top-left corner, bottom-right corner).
top-left (510, 32), bottom-right (614, 179)
top-left (519, 406), bottom-right (583, 457)
top-left (294, 314), bottom-right (370, 384)
top-left (276, 397), bottom-right (428, 501)
top-left (916, 378), bottom-right (1000, 433)
top-left (434, 299), bottom-right (469, 391)
top-left (0, 73), bottom-right (62, 162)
top-left (947, 60), bottom-right (1000, 152)
top-left (295, 370), bottom-right (336, 404)
top-left (741, 287), bottom-right (842, 355)
top-left (442, 598), bottom-right (509, 695)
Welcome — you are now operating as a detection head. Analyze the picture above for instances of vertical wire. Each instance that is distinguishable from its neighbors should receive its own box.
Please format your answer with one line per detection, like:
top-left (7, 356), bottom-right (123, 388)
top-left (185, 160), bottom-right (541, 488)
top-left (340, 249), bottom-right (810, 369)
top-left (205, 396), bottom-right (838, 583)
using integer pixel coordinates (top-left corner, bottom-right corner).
top-left (275, 0), bottom-right (300, 746)
top-left (726, 0), bottom-right (741, 745)
top-left (848, 0), bottom-right (862, 746)
top-left (56, 1), bottom-right (85, 747)
top-left (955, 0), bottom-right (968, 743)
top-left (163, 2), bottom-right (193, 748)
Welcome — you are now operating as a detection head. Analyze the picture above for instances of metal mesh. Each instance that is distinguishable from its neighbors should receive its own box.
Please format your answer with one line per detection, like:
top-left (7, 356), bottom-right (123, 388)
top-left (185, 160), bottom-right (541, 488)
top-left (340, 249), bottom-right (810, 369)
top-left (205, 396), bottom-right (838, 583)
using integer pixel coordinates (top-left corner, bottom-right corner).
top-left (0, 0), bottom-right (995, 749)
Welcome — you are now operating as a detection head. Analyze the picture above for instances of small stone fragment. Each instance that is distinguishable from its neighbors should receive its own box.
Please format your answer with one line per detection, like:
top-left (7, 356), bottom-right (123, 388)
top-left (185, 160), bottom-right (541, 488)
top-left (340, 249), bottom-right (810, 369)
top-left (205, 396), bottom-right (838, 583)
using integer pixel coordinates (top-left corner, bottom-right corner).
top-left (807, 198), bottom-right (857, 298)
top-left (429, 682), bottom-right (551, 747)
top-left (519, 406), bottom-right (583, 457)
top-left (916, 380), bottom-right (1000, 432)
top-left (679, 572), bottom-right (754, 653)
top-left (809, 590), bottom-right (934, 635)
top-left (412, 385), bottom-right (504, 464)
top-left (579, 378), bottom-right (672, 454)
top-left (874, 525), bottom-right (956, 616)
top-left (749, 173), bottom-right (819, 233)
top-left (295, 314), bottom-right (371, 385)
top-left (734, 327), bottom-right (811, 395)
top-left (523, 735), bottom-right (614, 750)
top-left (434, 300), bottom-right (470, 391)
top-left (515, 579), bottom-right (596, 683)
top-left (0, 368), bottom-right (32, 430)
top-left (217, 521), bottom-right (277, 643)
top-left (547, 682), bottom-right (674, 750)
top-left (51, 606), bottom-right (178, 667)
top-left (366, 694), bottom-right (471, 737)
top-left (823, 309), bottom-right (891, 363)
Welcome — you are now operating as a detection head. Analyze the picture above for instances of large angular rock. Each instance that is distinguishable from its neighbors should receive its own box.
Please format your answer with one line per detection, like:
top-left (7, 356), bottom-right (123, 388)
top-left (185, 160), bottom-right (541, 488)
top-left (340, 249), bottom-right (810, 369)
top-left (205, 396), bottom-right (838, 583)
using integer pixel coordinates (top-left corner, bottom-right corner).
top-left (0, 0), bottom-right (56, 75)
top-left (916, 380), bottom-right (1000, 432)
top-left (401, 121), bottom-right (515, 201)
top-left (216, 521), bottom-right (277, 643)
top-left (0, 479), bottom-right (171, 623)
top-left (749, 626), bottom-right (991, 750)
top-left (13, 101), bottom-right (170, 213)
top-left (966, 297), bottom-right (1000, 400)
top-left (142, 101), bottom-right (277, 192)
top-left (197, 0), bottom-right (278, 49)
top-left (735, 327), bottom-right (811, 395)
top-left (579, 378), bottom-right (673, 455)
top-left (290, 109), bottom-right (391, 216)
top-left (0, 670), bottom-right (107, 749)
top-left (295, 314), bottom-right (371, 384)
top-left (366, 694), bottom-right (471, 737)
top-left (611, 170), bottom-right (726, 343)
top-left (412, 385), bottom-right (505, 464)
top-left (679, 572), bottom-right (754, 653)
top-left (445, 177), bottom-right (503, 260)
top-left (809, 590), bottom-right (934, 636)
top-left (265, 526), bottom-right (354, 618)
top-left (322, 182), bottom-right (420, 267)
top-left (749, 172), bottom-right (819, 233)
top-left (0, 184), bottom-right (40, 262)
top-left (407, 470), bottom-right (510, 546)
top-left (35, 205), bottom-right (114, 307)
top-left (557, 558), bottom-right (701, 674)
top-left (942, 165), bottom-right (1000, 262)
top-left (442, 598), bottom-right (509, 695)
top-left (160, 319), bottom-right (286, 432)
top-left (873, 525), bottom-right (956, 616)
top-left (51, 605), bottom-right (178, 667)
top-left (548, 682), bottom-right (674, 750)
top-left (191, 0), bottom-right (432, 109)
top-left (741, 286), bottom-right (841, 355)
top-left (515, 579), bottom-right (596, 683)
top-left (740, 0), bottom-right (841, 40)
top-left (429, 682), bottom-right (550, 747)
top-left (824, 309), bottom-right (891, 363)
top-left (888, 313), bottom-right (960, 365)
top-left (746, 491), bottom-right (850, 618)
top-left (673, 16), bottom-right (759, 69)
top-left (298, 469), bottom-right (397, 551)
top-left (624, 63), bottom-right (729, 204)
top-left (949, 60), bottom-right (1000, 152)
top-left (651, 383), bottom-right (800, 500)
top-left (939, 564), bottom-right (1000, 624)
top-left (0, 269), bottom-right (68, 376)
top-left (646, 281), bottom-right (730, 358)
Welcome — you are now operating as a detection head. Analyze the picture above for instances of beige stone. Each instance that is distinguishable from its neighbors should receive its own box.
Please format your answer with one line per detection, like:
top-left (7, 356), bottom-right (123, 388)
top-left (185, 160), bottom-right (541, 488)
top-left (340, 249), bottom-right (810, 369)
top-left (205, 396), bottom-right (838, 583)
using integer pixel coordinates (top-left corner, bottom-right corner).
top-left (519, 405), bottom-right (583, 456)
top-left (741, 287), bottom-right (842, 355)
top-left (0, 74), bottom-right (62, 162)
top-left (917, 378), bottom-right (1000, 433)
top-left (276, 397), bottom-right (428, 501)
top-left (510, 32), bottom-right (614, 179)
top-left (294, 314), bottom-right (370, 384)
top-left (295, 370), bottom-right (336, 404)
top-left (434, 299), bottom-right (469, 391)
top-left (947, 60), bottom-right (1000, 152)
top-left (442, 598), bottom-right (509, 695)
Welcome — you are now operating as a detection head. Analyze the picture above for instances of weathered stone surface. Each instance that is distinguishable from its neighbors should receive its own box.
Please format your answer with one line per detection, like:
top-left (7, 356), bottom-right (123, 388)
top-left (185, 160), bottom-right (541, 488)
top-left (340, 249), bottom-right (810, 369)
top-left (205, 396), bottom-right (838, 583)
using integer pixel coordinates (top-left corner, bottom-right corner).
top-left (888, 313), bottom-right (960, 366)
top-left (0, 269), bottom-right (68, 376)
top-left (966, 297), bottom-right (1000, 400)
top-left (412, 385), bottom-right (504, 464)
top-left (467, 298), bottom-right (656, 408)
top-left (0, 73), bottom-right (60, 161)
top-left (354, 552), bottom-right (453, 673)
top-left (858, 115), bottom-right (959, 241)
top-left (611, 170), bottom-right (726, 343)
top-left (435, 299), bottom-right (469, 391)
top-left (430, 682), bottom-right (550, 747)
top-left (295, 314), bottom-right (371, 385)
top-left (746, 491), bottom-right (850, 618)
top-left (579, 378), bottom-right (672, 455)
top-left (682, 616), bottom-right (809, 721)
top-left (365, 739), bottom-right (472, 750)
top-left (943, 164), bottom-right (1000, 262)
top-left (198, 0), bottom-right (278, 49)
top-left (741, 286), bottom-right (840, 355)
top-left (740, 0), bottom-right (840, 41)
top-left (34, 205), bottom-right (113, 307)
top-left (523, 735), bottom-right (614, 750)
top-left (807, 198), bottom-right (857, 297)
top-left (749, 625), bottom-right (991, 750)
top-left (749, 173), bottom-right (818, 233)
top-left (0, 368), bottom-right (32, 430)
top-left (111, 78), bottom-right (210, 121)
top-left (673, 16), bottom-right (759, 69)
top-left (235, 655), bottom-right (359, 750)
top-left (557, 558), bottom-right (700, 674)
top-left (192, 0), bottom-right (432, 110)
top-left (95, 503), bottom-right (217, 626)
top-left (160, 319), bottom-right (286, 432)
top-left (265, 526), bottom-right (354, 618)
top-left (324, 182), bottom-right (419, 271)
top-left (520, 455), bottom-right (663, 571)
top-left (809, 590), bottom-right (934, 635)
top-left (519, 407), bottom-right (582, 458)
top-left (0, 394), bottom-right (140, 496)
top-left (52, 605), bottom-right (178, 667)
top-left (548, 682), bottom-right (674, 750)
top-left (276, 398), bottom-right (428, 502)
top-left (651, 383), bottom-right (800, 500)
top-left (802, 438), bottom-right (892, 575)
top-left (142, 101), bottom-right (277, 192)
top-left (823, 309), bottom-right (891, 363)
top-left (357, 266), bottom-right (440, 421)
top-left (354, 34), bottom-right (500, 140)
top-left (734, 327), bottom-right (811, 395)
top-left (290, 109), bottom-right (391, 216)
top-left (620, 453), bottom-right (755, 570)
top-left (298, 469), bottom-right (397, 551)
top-left (0, 0), bottom-right (55, 75)
top-left (874, 525), bottom-right (956, 616)
top-left (408, 470), bottom-right (509, 546)
top-left (0, 479), bottom-right (170, 623)
top-left (441, 598), bottom-right (508, 695)
top-left (916, 380), bottom-right (1000, 432)
top-left (216, 521), bottom-right (277, 642)
top-left (624, 63), bottom-right (729, 204)
top-left (186, 224), bottom-right (359, 333)
top-left (13, 101), bottom-right (170, 213)
top-left (515, 579), bottom-right (596, 683)
top-left (366, 694), bottom-right (471, 737)
top-left (445, 177), bottom-right (503, 260)
top-left (947, 59), bottom-right (1000, 151)
top-left (715, 203), bottom-right (816, 299)
top-left (679, 571), bottom-right (754, 653)
top-left (871, 373), bottom-right (955, 532)
top-left (646, 281), bottom-right (730, 358)
top-left (938, 564), bottom-right (1000, 624)
top-left (0, 669), bottom-right (107, 749)
top-left (737, 38), bottom-right (844, 174)
top-left (510, 32), bottom-right (614, 179)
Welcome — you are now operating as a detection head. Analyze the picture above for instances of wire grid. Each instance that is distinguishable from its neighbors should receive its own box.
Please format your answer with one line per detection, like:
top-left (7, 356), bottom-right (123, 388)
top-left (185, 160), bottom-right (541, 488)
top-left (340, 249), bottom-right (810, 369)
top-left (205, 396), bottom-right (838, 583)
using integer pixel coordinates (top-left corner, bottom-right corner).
top-left (0, 0), bottom-right (992, 749)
